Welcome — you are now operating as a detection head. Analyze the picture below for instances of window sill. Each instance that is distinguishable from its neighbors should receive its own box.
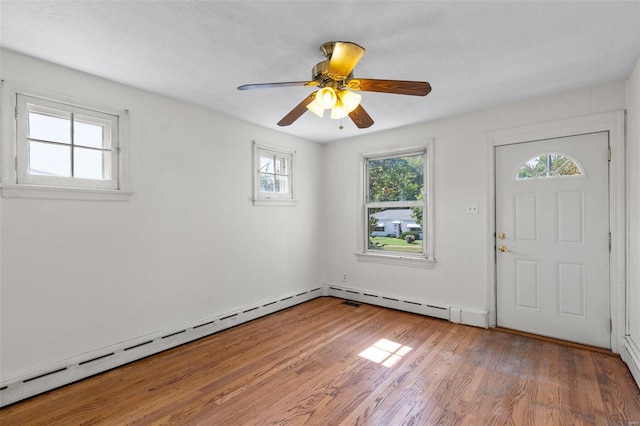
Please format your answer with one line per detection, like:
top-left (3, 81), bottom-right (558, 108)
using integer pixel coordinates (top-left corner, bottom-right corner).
top-left (1, 184), bottom-right (133, 201)
top-left (355, 252), bottom-right (435, 269)
top-left (252, 198), bottom-right (297, 207)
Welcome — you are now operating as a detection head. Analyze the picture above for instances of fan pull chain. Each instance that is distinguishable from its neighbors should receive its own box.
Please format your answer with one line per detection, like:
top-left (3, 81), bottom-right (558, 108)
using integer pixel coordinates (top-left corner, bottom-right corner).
top-left (339, 117), bottom-right (344, 130)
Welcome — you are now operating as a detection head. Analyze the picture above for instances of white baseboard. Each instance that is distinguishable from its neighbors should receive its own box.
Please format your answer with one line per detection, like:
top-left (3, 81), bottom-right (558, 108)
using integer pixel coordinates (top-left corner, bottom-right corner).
top-left (0, 287), bottom-right (322, 408)
top-left (622, 336), bottom-right (640, 389)
top-left (325, 284), bottom-right (488, 328)
top-left (0, 284), bottom-right (493, 407)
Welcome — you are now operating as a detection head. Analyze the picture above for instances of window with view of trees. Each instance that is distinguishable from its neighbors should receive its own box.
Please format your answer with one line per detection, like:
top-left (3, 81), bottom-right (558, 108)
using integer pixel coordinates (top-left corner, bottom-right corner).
top-left (365, 148), bottom-right (428, 257)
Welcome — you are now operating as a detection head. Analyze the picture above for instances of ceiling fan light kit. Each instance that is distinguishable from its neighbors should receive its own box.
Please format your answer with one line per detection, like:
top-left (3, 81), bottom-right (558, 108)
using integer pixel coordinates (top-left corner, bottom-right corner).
top-left (238, 41), bottom-right (432, 130)
top-left (315, 87), bottom-right (338, 109)
top-left (306, 87), bottom-right (362, 119)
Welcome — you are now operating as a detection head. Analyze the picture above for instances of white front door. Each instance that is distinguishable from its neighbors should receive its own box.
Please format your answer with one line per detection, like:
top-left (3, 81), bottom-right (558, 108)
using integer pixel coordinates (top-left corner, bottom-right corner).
top-left (496, 132), bottom-right (610, 348)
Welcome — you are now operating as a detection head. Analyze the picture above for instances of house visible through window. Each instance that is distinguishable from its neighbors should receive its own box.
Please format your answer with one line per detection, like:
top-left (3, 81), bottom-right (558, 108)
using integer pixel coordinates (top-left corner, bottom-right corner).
top-left (365, 148), bottom-right (429, 257)
top-left (16, 93), bottom-right (121, 190)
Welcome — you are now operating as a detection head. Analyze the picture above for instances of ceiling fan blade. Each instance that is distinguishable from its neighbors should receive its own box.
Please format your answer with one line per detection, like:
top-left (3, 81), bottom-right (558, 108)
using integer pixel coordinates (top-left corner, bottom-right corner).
top-left (348, 104), bottom-right (374, 129)
top-left (328, 42), bottom-right (365, 80)
top-left (347, 79), bottom-right (431, 96)
top-left (238, 81), bottom-right (316, 90)
top-left (277, 92), bottom-right (316, 126)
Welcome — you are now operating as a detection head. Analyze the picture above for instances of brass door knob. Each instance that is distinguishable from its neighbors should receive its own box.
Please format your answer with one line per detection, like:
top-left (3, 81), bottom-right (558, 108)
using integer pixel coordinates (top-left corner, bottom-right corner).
top-left (498, 232), bottom-right (506, 239)
top-left (498, 245), bottom-right (510, 253)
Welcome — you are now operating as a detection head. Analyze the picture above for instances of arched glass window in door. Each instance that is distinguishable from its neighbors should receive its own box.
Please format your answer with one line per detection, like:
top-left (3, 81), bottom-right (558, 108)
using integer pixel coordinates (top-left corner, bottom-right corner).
top-left (515, 153), bottom-right (583, 180)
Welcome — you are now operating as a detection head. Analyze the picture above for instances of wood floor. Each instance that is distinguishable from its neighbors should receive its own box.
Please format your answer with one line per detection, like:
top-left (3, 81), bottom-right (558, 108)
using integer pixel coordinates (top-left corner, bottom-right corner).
top-left (2, 297), bottom-right (640, 425)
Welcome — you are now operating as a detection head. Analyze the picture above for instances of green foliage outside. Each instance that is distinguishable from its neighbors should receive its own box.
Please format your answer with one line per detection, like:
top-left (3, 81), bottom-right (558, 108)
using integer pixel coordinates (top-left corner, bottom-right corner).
top-left (369, 236), bottom-right (423, 253)
top-left (398, 231), bottom-right (421, 240)
top-left (368, 155), bottom-right (423, 202)
top-left (368, 214), bottom-right (379, 235)
top-left (517, 154), bottom-right (580, 179)
top-left (368, 154), bottom-right (424, 227)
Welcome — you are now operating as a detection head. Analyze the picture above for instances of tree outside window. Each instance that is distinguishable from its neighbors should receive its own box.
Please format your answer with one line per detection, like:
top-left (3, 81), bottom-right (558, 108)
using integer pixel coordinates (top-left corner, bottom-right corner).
top-left (366, 151), bottom-right (426, 255)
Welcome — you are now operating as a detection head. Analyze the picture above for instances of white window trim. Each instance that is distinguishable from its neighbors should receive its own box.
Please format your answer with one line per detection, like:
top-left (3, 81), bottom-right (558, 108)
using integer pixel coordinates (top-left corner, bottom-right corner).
top-left (356, 140), bottom-right (435, 268)
top-left (252, 141), bottom-right (296, 207)
top-left (0, 80), bottom-right (132, 201)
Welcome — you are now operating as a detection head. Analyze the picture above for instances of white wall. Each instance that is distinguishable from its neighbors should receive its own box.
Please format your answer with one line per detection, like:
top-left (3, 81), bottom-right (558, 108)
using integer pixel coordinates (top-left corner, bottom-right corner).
top-left (0, 50), bottom-right (324, 379)
top-left (626, 57), bottom-right (640, 383)
top-left (323, 81), bottom-right (626, 314)
top-left (1, 47), bottom-right (637, 388)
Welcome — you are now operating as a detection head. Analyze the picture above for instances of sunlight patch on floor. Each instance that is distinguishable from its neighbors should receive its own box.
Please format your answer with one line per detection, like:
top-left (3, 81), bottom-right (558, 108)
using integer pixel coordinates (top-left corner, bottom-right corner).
top-left (359, 338), bottom-right (412, 368)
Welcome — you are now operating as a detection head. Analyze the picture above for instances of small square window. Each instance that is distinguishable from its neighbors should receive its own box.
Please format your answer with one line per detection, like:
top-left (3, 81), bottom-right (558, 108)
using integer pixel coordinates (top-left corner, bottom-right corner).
top-left (1, 83), bottom-right (130, 201)
top-left (17, 94), bottom-right (118, 189)
top-left (253, 142), bottom-right (296, 206)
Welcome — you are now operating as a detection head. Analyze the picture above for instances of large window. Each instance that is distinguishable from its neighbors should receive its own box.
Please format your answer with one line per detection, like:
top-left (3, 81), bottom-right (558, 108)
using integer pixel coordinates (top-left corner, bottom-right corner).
top-left (1, 83), bottom-right (130, 200)
top-left (363, 145), bottom-right (433, 263)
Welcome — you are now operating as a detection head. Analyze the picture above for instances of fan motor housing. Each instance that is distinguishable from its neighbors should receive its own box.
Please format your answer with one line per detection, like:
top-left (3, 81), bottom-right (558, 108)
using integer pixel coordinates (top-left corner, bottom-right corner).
top-left (312, 60), bottom-right (351, 88)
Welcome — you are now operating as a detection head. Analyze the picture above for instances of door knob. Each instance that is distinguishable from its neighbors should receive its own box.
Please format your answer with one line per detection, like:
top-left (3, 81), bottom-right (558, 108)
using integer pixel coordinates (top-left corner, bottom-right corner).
top-left (498, 232), bottom-right (506, 239)
top-left (498, 245), bottom-right (510, 253)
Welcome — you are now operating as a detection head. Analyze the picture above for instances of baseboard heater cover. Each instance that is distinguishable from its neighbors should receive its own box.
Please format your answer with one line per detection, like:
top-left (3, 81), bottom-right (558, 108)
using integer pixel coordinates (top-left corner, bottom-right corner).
top-left (623, 336), bottom-right (640, 390)
top-left (325, 284), bottom-right (488, 328)
top-left (0, 287), bottom-right (322, 408)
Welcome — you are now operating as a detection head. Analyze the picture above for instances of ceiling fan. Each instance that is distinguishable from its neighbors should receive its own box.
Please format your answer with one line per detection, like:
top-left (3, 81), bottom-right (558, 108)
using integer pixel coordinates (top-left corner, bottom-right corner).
top-left (237, 41), bottom-right (432, 129)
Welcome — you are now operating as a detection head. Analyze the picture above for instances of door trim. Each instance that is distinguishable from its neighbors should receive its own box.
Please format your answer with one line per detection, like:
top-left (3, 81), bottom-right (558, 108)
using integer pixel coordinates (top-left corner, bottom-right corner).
top-left (486, 111), bottom-right (625, 353)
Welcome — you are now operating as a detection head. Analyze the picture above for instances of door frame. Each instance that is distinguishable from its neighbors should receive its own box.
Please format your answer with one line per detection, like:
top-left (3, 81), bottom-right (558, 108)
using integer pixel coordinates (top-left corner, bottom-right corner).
top-left (486, 111), bottom-right (626, 353)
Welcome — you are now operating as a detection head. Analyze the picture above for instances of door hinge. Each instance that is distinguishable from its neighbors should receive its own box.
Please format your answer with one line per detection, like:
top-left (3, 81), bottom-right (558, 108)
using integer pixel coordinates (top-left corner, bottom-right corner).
top-left (608, 146), bottom-right (611, 161)
top-left (610, 319), bottom-right (613, 332)
top-left (15, 157), bottom-right (18, 171)
top-left (15, 106), bottom-right (18, 120)
top-left (609, 232), bottom-right (612, 252)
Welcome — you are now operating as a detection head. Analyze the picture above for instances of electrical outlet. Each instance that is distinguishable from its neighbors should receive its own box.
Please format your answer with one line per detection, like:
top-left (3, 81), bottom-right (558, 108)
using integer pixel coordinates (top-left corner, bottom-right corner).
top-left (342, 274), bottom-right (347, 282)
top-left (466, 203), bottom-right (479, 214)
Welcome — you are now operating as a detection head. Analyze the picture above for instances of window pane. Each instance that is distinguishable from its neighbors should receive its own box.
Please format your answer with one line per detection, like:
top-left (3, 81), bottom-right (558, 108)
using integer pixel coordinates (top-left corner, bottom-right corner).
top-left (255, 148), bottom-right (293, 201)
top-left (28, 112), bottom-right (71, 144)
top-left (516, 153), bottom-right (583, 180)
top-left (74, 147), bottom-right (106, 180)
top-left (260, 173), bottom-right (274, 193)
top-left (74, 120), bottom-right (105, 149)
top-left (275, 175), bottom-right (289, 194)
top-left (368, 154), bottom-right (424, 202)
top-left (29, 141), bottom-right (71, 176)
top-left (275, 156), bottom-right (288, 175)
top-left (516, 166), bottom-right (536, 179)
top-left (368, 207), bottom-right (423, 253)
top-left (260, 155), bottom-right (274, 173)
top-left (554, 157), bottom-right (581, 176)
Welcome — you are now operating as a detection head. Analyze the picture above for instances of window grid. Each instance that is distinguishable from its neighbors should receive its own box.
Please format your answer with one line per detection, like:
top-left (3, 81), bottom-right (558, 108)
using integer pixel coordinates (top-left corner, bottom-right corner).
top-left (16, 94), bottom-right (120, 190)
top-left (365, 149), bottom-right (427, 257)
top-left (26, 107), bottom-right (113, 180)
top-left (253, 142), bottom-right (295, 205)
top-left (515, 153), bottom-right (583, 180)
top-left (259, 153), bottom-right (290, 195)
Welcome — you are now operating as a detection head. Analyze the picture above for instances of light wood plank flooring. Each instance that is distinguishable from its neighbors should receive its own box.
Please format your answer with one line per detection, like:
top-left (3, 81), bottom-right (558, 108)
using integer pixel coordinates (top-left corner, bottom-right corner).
top-left (2, 297), bottom-right (640, 425)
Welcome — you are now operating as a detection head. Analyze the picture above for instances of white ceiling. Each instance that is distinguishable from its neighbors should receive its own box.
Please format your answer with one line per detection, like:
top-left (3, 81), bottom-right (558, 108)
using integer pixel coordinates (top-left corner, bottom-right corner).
top-left (1, 1), bottom-right (639, 143)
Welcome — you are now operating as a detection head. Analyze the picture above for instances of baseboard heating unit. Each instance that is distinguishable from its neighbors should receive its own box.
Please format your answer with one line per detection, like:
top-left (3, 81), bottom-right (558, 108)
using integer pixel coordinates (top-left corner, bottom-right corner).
top-left (324, 284), bottom-right (488, 329)
top-left (1, 284), bottom-right (489, 407)
top-left (0, 287), bottom-right (322, 407)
